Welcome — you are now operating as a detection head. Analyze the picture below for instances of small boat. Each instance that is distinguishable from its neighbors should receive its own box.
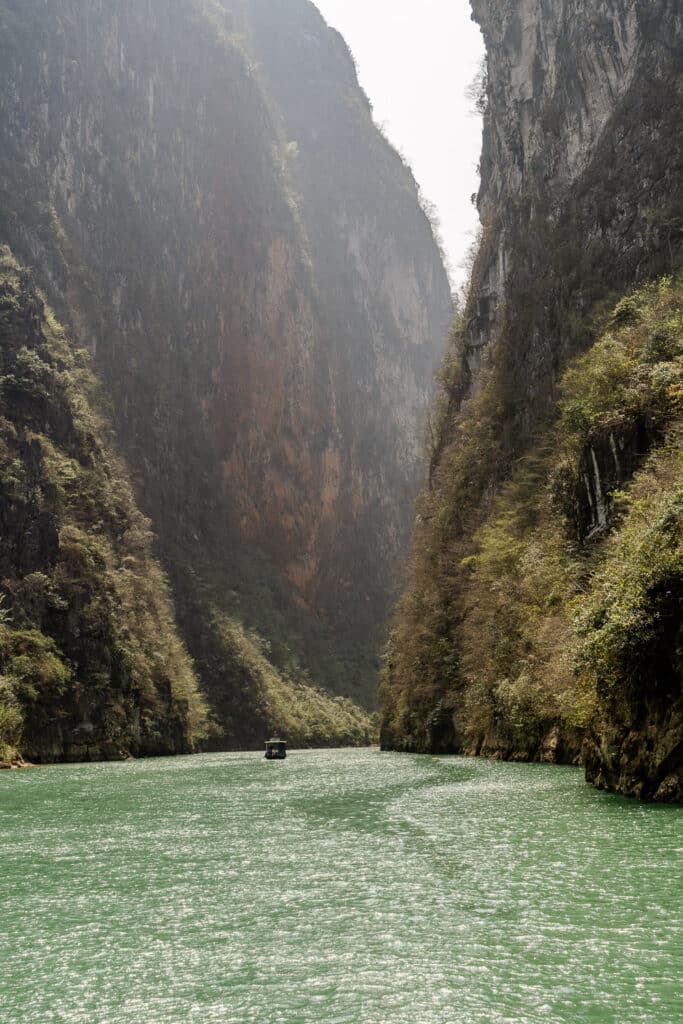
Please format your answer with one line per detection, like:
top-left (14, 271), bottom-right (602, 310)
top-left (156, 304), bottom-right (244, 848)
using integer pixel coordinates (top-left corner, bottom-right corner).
top-left (264, 737), bottom-right (287, 760)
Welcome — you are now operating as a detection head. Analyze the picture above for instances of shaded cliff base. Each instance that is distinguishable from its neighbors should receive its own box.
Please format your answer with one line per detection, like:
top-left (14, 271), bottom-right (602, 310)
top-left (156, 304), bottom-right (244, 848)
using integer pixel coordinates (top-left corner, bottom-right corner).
top-left (382, 278), bottom-right (683, 802)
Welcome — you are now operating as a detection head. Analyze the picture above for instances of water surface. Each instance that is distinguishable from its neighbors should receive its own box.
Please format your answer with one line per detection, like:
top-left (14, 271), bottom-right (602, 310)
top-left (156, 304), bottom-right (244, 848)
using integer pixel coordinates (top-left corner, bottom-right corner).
top-left (1, 749), bottom-right (681, 1024)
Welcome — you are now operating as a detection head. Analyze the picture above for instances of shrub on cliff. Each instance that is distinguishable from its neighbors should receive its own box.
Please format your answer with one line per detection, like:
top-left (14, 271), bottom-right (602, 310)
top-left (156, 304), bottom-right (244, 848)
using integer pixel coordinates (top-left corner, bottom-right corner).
top-left (0, 677), bottom-right (22, 761)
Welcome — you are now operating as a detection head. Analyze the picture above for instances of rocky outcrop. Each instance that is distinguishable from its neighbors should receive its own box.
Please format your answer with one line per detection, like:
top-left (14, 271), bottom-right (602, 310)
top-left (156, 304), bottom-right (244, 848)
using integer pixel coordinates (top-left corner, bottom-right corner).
top-left (586, 701), bottom-right (683, 803)
top-left (0, 0), bottom-right (451, 748)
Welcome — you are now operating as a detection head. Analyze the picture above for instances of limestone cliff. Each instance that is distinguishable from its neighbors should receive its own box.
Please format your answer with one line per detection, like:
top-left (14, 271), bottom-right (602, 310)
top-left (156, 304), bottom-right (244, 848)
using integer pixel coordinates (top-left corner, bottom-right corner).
top-left (466, 0), bottom-right (681, 397)
top-left (0, 0), bottom-right (451, 752)
top-left (381, 0), bottom-right (683, 800)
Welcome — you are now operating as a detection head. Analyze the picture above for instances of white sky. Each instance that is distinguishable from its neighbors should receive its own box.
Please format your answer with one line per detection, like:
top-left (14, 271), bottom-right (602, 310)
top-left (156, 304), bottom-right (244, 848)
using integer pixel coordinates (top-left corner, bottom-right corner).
top-left (312, 0), bottom-right (485, 289)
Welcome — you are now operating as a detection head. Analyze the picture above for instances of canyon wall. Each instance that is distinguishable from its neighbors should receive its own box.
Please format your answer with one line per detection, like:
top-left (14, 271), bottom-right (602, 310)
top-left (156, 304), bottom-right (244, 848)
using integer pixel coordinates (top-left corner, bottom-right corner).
top-left (0, 0), bottom-right (451, 755)
top-left (381, 0), bottom-right (683, 800)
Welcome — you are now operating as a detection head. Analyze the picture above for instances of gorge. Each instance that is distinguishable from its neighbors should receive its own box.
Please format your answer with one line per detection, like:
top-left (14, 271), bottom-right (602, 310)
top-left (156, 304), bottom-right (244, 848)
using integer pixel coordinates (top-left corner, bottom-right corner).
top-left (1, 2), bottom-right (683, 1020)
top-left (0, 0), bottom-right (451, 761)
top-left (0, 0), bottom-right (681, 804)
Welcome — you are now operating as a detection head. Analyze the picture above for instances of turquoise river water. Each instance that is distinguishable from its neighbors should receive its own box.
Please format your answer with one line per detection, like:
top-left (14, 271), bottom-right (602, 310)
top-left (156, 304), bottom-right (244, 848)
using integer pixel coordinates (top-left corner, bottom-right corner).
top-left (1, 749), bottom-right (681, 1024)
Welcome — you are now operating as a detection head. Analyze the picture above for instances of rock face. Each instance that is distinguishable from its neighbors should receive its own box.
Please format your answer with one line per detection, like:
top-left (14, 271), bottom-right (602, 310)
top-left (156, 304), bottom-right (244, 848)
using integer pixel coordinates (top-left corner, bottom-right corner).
top-left (468, 0), bottom-right (681, 401)
top-left (0, 0), bottom-right (451, 751)
top-left (381, 0), bottom-right (683, 800)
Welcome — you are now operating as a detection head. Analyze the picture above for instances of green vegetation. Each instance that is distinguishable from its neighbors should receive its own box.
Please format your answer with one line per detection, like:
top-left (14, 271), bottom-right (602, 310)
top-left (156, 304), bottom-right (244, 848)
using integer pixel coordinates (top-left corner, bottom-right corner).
top-left (169, 545), bottom-right (377, 749)
top-left (0, 247), bottom-right (209, 760)
top-left (558, 282), bottom-right (683, 458)
top-left (210, 610), bottom-right (375, 748)
top-left (382, 277), bottom-right (683, 765)
top-left (576, 434), bottom-right (683, 708)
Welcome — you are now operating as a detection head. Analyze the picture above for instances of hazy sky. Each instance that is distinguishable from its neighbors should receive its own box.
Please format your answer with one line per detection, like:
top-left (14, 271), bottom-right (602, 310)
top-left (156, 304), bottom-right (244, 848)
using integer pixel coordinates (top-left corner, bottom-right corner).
top-left (312, 0), bottom-right (485, 288)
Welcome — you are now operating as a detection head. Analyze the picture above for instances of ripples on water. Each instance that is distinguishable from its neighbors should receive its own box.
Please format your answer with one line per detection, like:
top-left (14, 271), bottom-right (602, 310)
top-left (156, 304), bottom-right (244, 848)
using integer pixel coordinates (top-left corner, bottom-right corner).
top-left (1, 750), bottom-right (681, 1024)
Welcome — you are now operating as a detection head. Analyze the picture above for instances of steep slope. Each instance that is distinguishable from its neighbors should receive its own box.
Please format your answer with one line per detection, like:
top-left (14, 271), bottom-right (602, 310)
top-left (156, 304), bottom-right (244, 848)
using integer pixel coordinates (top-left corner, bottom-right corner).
top-left (381, 0), bottom-right (683, 800)
top-left (0, 0), bottom-right (451, 749)
top-left (0, 247), bottom-right (208, 763)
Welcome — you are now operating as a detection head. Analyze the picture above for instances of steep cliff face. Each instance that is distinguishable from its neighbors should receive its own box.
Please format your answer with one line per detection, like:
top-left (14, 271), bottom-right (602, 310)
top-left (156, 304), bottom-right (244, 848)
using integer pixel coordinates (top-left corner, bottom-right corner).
top-left (229, 0), bottom-right (451, 642)
top-left (0, 247), bottom-right (208, 763)
top-left (467, 0), bottom-right (681, 396)
top-left (0, 0), bottom-right (450, 750)
top-left (381, 0), bottom-right (683, 800)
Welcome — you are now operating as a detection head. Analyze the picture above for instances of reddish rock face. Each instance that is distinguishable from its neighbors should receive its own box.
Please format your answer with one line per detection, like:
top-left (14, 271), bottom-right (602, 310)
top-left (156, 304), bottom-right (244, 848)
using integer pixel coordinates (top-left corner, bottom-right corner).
top-left (0, 0), bottom-right (452, 738)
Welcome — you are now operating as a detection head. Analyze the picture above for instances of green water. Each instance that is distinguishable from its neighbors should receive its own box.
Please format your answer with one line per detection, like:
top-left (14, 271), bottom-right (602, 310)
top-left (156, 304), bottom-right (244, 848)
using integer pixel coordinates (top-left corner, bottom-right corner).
top-left (1, 750), bottom-right (681, 1024)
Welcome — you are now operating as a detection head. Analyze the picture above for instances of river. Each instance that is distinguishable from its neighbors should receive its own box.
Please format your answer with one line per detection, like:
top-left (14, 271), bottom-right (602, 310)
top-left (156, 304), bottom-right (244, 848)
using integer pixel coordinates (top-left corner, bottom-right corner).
top-left (1, 749), bottom-right (681, 1023)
